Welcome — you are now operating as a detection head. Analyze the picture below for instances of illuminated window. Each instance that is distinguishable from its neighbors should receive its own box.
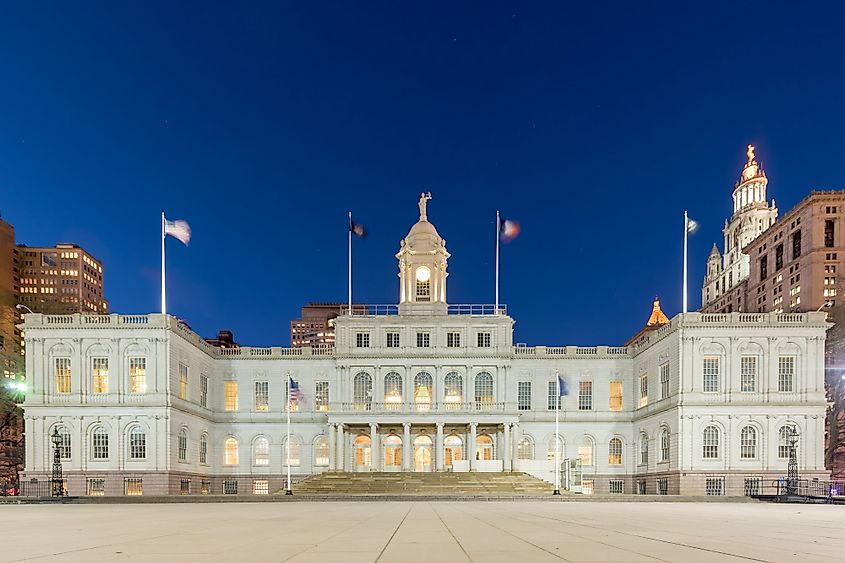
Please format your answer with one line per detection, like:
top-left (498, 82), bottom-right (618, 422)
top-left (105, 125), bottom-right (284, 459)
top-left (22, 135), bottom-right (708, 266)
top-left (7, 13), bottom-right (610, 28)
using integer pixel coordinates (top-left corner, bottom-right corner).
top-left (129, 358), bottom-right (146, 394)
top-left (178, 363), bottom-right (188, 400)
top-left (638, 374), bottom-right (648, 408)
top-left (55, 357), bottom-right (71, 394)
top-left (253, 436), bottom-right (270, 466)
top-left (315, 381), bottom-right (329, 412)
top-left (414, 372), bottom-right (433, 411)
top-left (125, 478), bottom-right (143, 496)
top-left (384, 372), bottom-right (403, 410)
top-left (128, 426), bottom-right (146, 460)
top-left (283, 436), bottom-right (301, 466)
top-left (444, 372), bottom-right (463, 409)
top-left (92, 358), bottom-right (108, 394)
top-left (578, 436), bottom-right (593, 466)
top-left (474, 372), bottom-right (493, 410)
top-left (254, 381), bottom-right (269, 411)
top-left (578, 380), bottom-right (592, 411)
top-left (609, 380), bottom-right (623, 411)
top-left (314, 435), bottom-right (330, 466)
top-left (703, 357), bottom-right (720, 393)
top-left (778, 356), bottom-right (795, 392)
top-left (87, 478), bottom-right (105, 496)
top-left (224, 437), bottom-right (239, 465)
top-left (740, 426), bottom-right (757, 459)
top-left (353, 372), bottom-right (372, 411)
top-left (224, 381), bottom-right (238, 411)
top-left (608, 438), bottom-right (623, 465)
top-left (702, 425), bottom-right (720, 459)
top-left (91, 427), bottom-right (109, 460)
top-left (253, 480), bottom-right (269, 495)
top-left (415, 267), bottom-right (431, 302)
top-left (517, 436), bottom-right (534, 460)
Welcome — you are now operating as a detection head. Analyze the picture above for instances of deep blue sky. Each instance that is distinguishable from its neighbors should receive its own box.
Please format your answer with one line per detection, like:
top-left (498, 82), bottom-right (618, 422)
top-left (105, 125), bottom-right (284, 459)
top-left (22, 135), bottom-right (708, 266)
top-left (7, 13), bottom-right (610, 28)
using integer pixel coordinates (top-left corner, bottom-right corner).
top-left (2, 3), bottom-right (844, 347)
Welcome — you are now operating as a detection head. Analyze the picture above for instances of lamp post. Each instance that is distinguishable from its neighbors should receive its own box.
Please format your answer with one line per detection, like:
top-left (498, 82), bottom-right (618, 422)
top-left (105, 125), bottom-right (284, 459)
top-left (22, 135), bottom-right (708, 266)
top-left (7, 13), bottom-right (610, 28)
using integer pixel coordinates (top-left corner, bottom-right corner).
top-left (786, 426), bottom-right (799, 497)
top-left (50, 428), bottom-right (65, 497)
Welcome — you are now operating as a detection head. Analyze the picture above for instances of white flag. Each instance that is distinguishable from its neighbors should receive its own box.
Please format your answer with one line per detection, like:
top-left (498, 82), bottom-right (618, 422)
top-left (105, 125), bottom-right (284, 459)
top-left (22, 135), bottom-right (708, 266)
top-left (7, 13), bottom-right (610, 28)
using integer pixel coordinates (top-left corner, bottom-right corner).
top-left (164, 218), bottom-right (191, 245)
top-left (686, 217), bottom-right (699, 234)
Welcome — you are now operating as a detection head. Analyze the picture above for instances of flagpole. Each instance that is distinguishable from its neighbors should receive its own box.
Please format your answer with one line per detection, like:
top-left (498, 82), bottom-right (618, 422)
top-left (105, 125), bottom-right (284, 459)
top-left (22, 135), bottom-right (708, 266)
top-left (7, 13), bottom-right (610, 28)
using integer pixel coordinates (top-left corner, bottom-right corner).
top-left (161, 212), bottom-right (166, 315)
top-left (286, 375), bottom-right (292, 495)
top-left (683, 210), bottom-right (689, 314)
top-left (348, 211), bottom-right (352, 316)
top-left (554, 369), bottom-right (561, 496)
top-left (495, 210), bottom-right (500, 314)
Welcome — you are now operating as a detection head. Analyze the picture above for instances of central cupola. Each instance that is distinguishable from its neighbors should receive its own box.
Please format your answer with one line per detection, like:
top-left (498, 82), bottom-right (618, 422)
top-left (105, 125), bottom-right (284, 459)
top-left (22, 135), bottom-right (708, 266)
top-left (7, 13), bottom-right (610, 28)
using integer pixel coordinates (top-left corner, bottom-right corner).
top-left (397, 192), bottom-right (450, 315)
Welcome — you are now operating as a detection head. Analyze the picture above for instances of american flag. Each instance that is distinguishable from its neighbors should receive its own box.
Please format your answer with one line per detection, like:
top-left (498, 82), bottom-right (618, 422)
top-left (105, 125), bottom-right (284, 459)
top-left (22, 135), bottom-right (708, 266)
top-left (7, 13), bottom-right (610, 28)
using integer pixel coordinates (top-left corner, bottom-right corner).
top-left (288, 377), bottom-right (302, 402)
top-left (164, 218), bottom-right (191, 245)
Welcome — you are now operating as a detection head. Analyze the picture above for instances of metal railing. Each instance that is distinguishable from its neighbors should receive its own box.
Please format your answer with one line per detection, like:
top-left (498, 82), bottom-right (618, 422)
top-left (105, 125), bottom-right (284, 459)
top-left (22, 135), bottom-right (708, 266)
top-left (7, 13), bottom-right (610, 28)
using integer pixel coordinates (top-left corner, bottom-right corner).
top-left (19, 479), bottom-right (65, 497)
top-left (340, 304), bottom-right (507, 316)
top-left (745, 478), bottom-right (845, 500)
top-left (335, 401), bottom-right (506, 413)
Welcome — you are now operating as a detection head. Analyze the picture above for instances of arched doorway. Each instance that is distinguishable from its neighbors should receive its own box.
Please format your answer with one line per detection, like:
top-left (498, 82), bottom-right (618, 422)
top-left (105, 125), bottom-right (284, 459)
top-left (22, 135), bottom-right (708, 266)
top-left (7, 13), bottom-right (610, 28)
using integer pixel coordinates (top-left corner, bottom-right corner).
top-left (414, 434), bottom-right (433, 472)
top-left (353, 435), bottom-right (371, 472)
top-left (444, 434), bottom-right (463, 468)
top-left (476, 434), bottom-right (494, 461)
top-left (383, 434), bottom-right (402, 472)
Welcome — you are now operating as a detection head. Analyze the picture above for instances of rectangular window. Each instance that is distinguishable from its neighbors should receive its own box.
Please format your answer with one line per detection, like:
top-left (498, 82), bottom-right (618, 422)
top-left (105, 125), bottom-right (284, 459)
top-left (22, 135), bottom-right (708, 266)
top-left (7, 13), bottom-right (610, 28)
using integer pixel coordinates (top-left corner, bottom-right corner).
top-left (386, 332), bottom-right (400, 348)
top-left (129, 431), bottom-right (146, 459)
top-left (658, 479), bottom-right (668, 495)
top-left (778, 356), bottom-right (795, 392)
top-left (517, 381), bottom-right (531, 411)
top-left (92, 358), bottom-right (108, 394)
top-left (609, 381), bottom-right (623, 411)
top-left (659, 363), bottom-right (669, 400)
top-left (447, 332), bottom-right (461, 347)
top-left (87, 478), bottom-right (105, 496)
top-left (124, 478), bottom-right (143, 496)
top-left (703, 357), bottom-right (720, 393)
top-left (792, 230), bottom-right (802, 259)
top-left (609, 480), bottom-right (624, 494)
top-left (825, 219), bottom-right (835, 247)
top-left (200, 375), bottom-right (208, 408)
top-left (55, 357), bottom-right (71, 394)
top-left (201, 480), bottom-right (211, 495)
top-left (775, 243), bottom-right (784, 270)
top-left (705, 477), bottom-right (724, 496)
top-left (223, 479), bottom-right (238, 495)
top-left (477, 332), bottom-right (491, 348)
top-left (578, 381), bottom-right (592, 411)
top-left (638, 374), bottom-right (648, 408)
top-left (760, 255), bottom-right (768, 279)
top-left (416, 332), bottom-right (430, 348)
top-left (180, 479), bottom-right (191, 495)
top-left (129, 358), bottom-right (146, 394)
top-left (315, 381), bottom-right (329, 412)
top-left (178, 363), bottom-right (189, 400)
top-left (254, 381), bottom-right (269, 411)
top-left (224, 381), bottom-right (238, 411)
top-left (637, 480), bottom-right (647, 495)
top-left (547, 381), bottom-right (560, 410)
top-left (253, 480), bottom-right (269, 495)
top-left (416, 280), bottom-right (431, 302)
top-left (582, 480), bottom-right (594, 495)
top-left (740, 356), bottom-right (757, 392)
top-left (200, 438), bottom-right (208, 464)
top-left (355, 332), bottom-right (370, 348)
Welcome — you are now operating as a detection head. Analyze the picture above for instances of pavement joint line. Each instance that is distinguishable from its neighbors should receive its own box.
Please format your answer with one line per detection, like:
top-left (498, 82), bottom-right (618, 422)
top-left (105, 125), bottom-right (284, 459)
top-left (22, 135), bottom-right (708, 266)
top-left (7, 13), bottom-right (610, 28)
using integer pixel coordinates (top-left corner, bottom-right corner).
top-left (512, 506), bottom-right (773, 563)
top-left (374, 504), bottom-right (413, 563)
top-left (430, 502), bottom-right (475, 563)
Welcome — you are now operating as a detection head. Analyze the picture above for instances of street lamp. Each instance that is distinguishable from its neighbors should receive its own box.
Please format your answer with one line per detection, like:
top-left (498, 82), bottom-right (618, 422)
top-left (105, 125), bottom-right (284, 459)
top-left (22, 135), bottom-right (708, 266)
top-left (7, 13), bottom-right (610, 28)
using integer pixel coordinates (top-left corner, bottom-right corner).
top-left (50, 428), bottom-right (65, 497)
top-left (15, 304), bottom-right (34, 314)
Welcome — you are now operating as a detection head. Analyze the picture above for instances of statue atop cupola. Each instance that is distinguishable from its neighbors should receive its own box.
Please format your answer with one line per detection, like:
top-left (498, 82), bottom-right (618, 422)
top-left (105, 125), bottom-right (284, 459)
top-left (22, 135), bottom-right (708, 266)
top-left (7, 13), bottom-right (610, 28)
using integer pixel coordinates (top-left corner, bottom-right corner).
top-left (397, 193), bottom-right (450, 315)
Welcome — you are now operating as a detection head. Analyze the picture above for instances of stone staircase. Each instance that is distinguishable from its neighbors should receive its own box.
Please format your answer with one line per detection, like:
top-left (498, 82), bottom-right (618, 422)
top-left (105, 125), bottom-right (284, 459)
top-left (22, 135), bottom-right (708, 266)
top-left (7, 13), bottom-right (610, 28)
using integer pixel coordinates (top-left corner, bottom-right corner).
top-left (290, 471), bottom-right (555, 496)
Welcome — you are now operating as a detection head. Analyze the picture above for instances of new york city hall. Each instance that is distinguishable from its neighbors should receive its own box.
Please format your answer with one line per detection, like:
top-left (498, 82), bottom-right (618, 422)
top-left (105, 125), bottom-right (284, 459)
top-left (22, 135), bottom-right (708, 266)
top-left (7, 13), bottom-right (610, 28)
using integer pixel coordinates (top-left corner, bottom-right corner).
top-left (19, 198), bottom-right (830, 496)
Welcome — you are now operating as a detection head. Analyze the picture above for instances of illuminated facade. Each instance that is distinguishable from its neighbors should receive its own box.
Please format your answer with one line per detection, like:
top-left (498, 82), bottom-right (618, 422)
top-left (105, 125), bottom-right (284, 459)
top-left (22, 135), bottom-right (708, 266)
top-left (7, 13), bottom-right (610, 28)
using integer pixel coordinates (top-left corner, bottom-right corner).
top-left (20, 197), bottom-right (830, 496)
top-left (18, 243), bottom-right (108, 315)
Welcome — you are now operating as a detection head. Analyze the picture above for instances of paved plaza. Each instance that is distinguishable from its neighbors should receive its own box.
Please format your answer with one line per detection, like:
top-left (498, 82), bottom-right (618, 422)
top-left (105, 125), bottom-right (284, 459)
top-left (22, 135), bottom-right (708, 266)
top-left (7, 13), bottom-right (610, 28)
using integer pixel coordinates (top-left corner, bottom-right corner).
top-left (1, 501), bottom-right (843, 562)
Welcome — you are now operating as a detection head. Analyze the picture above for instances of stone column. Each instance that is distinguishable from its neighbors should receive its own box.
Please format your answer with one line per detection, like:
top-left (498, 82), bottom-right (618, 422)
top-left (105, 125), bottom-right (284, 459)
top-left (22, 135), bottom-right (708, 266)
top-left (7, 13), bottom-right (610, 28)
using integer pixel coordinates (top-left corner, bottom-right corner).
top-left (328, 424), bottom-right (336, 470)
top-left (370, 423), bottom-right (379, 471)
top-left (435, 422), bottom-right (445, 471)
top-left (504, 423), bottom-right (512, 471)
top-left (336, 424), bottom-right (345, 472)
top-left (403, 422), bottom-right (411, 471)
top-left (469, 423), bottom-right (478, 471)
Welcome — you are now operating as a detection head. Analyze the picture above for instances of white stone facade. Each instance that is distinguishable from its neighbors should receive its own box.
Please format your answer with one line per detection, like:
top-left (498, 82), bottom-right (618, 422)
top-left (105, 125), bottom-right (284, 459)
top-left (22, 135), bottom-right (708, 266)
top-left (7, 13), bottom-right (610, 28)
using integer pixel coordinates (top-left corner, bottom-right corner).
top-left (20, 201), bottom-right (830, 496)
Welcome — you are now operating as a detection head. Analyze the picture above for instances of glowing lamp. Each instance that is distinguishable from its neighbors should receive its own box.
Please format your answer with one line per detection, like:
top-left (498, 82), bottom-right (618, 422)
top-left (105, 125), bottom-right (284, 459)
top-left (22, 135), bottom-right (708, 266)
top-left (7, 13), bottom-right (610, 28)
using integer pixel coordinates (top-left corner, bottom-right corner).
top-left (415, 266), bottom-right (431, 282)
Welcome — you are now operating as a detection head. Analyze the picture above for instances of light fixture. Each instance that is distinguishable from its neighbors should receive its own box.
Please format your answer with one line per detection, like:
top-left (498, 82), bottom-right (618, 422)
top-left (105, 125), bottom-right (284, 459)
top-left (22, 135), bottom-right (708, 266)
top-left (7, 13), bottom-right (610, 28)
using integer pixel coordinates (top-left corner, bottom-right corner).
top-left (415, 266), bottom-right (431, 282)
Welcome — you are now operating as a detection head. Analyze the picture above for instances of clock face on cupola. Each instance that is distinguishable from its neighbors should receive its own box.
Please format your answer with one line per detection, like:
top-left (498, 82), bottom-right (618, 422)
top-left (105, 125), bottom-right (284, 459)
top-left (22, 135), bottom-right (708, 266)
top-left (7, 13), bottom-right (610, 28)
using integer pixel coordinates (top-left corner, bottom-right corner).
top-left (396, 193), bottom-right (451, 315)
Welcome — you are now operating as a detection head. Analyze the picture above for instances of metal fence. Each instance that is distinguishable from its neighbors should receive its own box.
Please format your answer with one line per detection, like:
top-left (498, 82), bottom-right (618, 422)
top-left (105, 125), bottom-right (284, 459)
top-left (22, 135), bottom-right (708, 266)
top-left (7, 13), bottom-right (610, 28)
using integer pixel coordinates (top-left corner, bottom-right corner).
top-left (18, 480), bottom-right (66, 497)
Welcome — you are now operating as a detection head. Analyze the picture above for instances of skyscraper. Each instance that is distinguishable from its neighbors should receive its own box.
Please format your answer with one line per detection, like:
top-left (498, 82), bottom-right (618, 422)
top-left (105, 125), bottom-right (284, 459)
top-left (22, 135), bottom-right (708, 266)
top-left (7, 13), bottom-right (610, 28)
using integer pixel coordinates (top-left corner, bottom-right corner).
top-left (18, 244), bottom-right (108, 315)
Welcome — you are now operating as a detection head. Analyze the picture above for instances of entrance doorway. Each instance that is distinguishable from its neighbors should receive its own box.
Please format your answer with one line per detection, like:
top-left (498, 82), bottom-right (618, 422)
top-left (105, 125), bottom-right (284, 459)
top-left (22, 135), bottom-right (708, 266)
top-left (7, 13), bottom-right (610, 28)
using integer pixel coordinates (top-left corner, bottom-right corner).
top-left (476, 434), bottom-right (494, 461)
top-left (383, 435), bottom-right (402, 472)
top-left (444, 434), bottom-right (463, 468)
top-left (414, 434), bottom-right (433, 472)
top-left (353, 435), bottom-right (371, 472)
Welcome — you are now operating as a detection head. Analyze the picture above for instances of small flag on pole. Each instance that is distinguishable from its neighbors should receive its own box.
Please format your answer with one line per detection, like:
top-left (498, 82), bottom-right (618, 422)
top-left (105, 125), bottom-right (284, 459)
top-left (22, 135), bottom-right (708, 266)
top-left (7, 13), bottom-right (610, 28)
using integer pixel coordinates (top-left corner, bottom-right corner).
top-left (349, 217), bottom-right (366, 238)
top-left (499, 218), bottom-right (521, 243)
top-left (686, 217), bottom-right (699, 234)
top-left (558, 375), bottom-right (569, 396)
top-left (289, 377), bottom-right (302, 402)
top-left (164, 218), bottom-right (192, 245)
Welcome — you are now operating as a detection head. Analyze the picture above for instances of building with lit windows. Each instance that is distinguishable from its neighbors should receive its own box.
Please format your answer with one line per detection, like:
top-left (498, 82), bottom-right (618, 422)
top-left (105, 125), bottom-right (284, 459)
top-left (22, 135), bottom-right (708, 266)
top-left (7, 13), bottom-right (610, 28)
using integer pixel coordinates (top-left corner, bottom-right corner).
top-left (18, 243), bottom-right (108, 315)
top-left (19, 196), bottom-right (830, 496)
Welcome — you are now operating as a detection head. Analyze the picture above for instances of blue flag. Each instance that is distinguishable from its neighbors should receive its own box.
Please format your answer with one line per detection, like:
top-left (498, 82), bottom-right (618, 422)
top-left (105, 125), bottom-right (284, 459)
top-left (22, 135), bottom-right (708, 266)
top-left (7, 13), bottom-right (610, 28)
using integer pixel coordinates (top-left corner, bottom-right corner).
top-left (558, 375), bottom-right (569, 396)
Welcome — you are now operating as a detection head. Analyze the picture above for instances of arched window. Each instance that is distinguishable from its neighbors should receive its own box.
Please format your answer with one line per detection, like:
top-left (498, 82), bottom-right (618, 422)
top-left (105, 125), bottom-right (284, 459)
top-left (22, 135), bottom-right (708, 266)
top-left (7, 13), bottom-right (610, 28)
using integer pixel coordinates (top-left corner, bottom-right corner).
top-left (224, 437), bottom-right (238, 465)
top-left (702, 425), bottom-right (720, 459)
top-left (91, 426), bottom-right (109, 460)
top-left (444, 372), bottom-right (463, 410)
top-left (178, 429), bottom-right (188, 462)
top-left (779, 424), bottom-right (799, 459)
top-left (476, 434), bottom-right (494, 461)
top-left (474, 372), bottom-right (494, 410)
top-left (660, 428), bottom-right (670, 462)
top-left (384, 372), bottom-right (403, 410)
top-left (639, 433), bottom-right (649, 465)
top-left (353, 372), bottom-right (372, 411)
top-left (254, 436), bottom-right (270, 466)
top-left (578, 436), bottom-right (594, 466)
top-left (608, 437), bottom-right (623, 465)
top-left (314, 435), bottom-right (330, 467)
top-left (283, 436), bottom-right (301, 466)
top-left (444, 434), bottom-right (463, 466)
top-left (740, 426), bottom-right (757, 460)
top-left (199, 433), bottom-right (208, 464)
top-left (53, 425), bottom-right (71, 460)
top-left (547, 435), bottom-right (565, 461)
top-left (517, 436), bottom-right (534, 460)
top-left (128, 426), bottom-right (146, 460)
top-left (414, 372), bottom-right (433, 411)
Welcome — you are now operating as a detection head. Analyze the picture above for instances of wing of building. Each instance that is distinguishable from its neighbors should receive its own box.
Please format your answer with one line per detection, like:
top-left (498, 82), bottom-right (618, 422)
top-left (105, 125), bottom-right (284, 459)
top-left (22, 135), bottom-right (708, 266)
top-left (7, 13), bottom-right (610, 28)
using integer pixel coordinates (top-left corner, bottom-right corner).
top-left (19, 197), bottom-right (831, 497)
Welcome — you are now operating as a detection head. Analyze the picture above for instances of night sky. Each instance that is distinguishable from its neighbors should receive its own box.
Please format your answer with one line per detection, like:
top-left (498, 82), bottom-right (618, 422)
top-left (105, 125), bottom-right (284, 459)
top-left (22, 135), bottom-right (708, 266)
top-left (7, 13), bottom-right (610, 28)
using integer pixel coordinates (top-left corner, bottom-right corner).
top-left (1, 3), bottom-right (844, 347)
